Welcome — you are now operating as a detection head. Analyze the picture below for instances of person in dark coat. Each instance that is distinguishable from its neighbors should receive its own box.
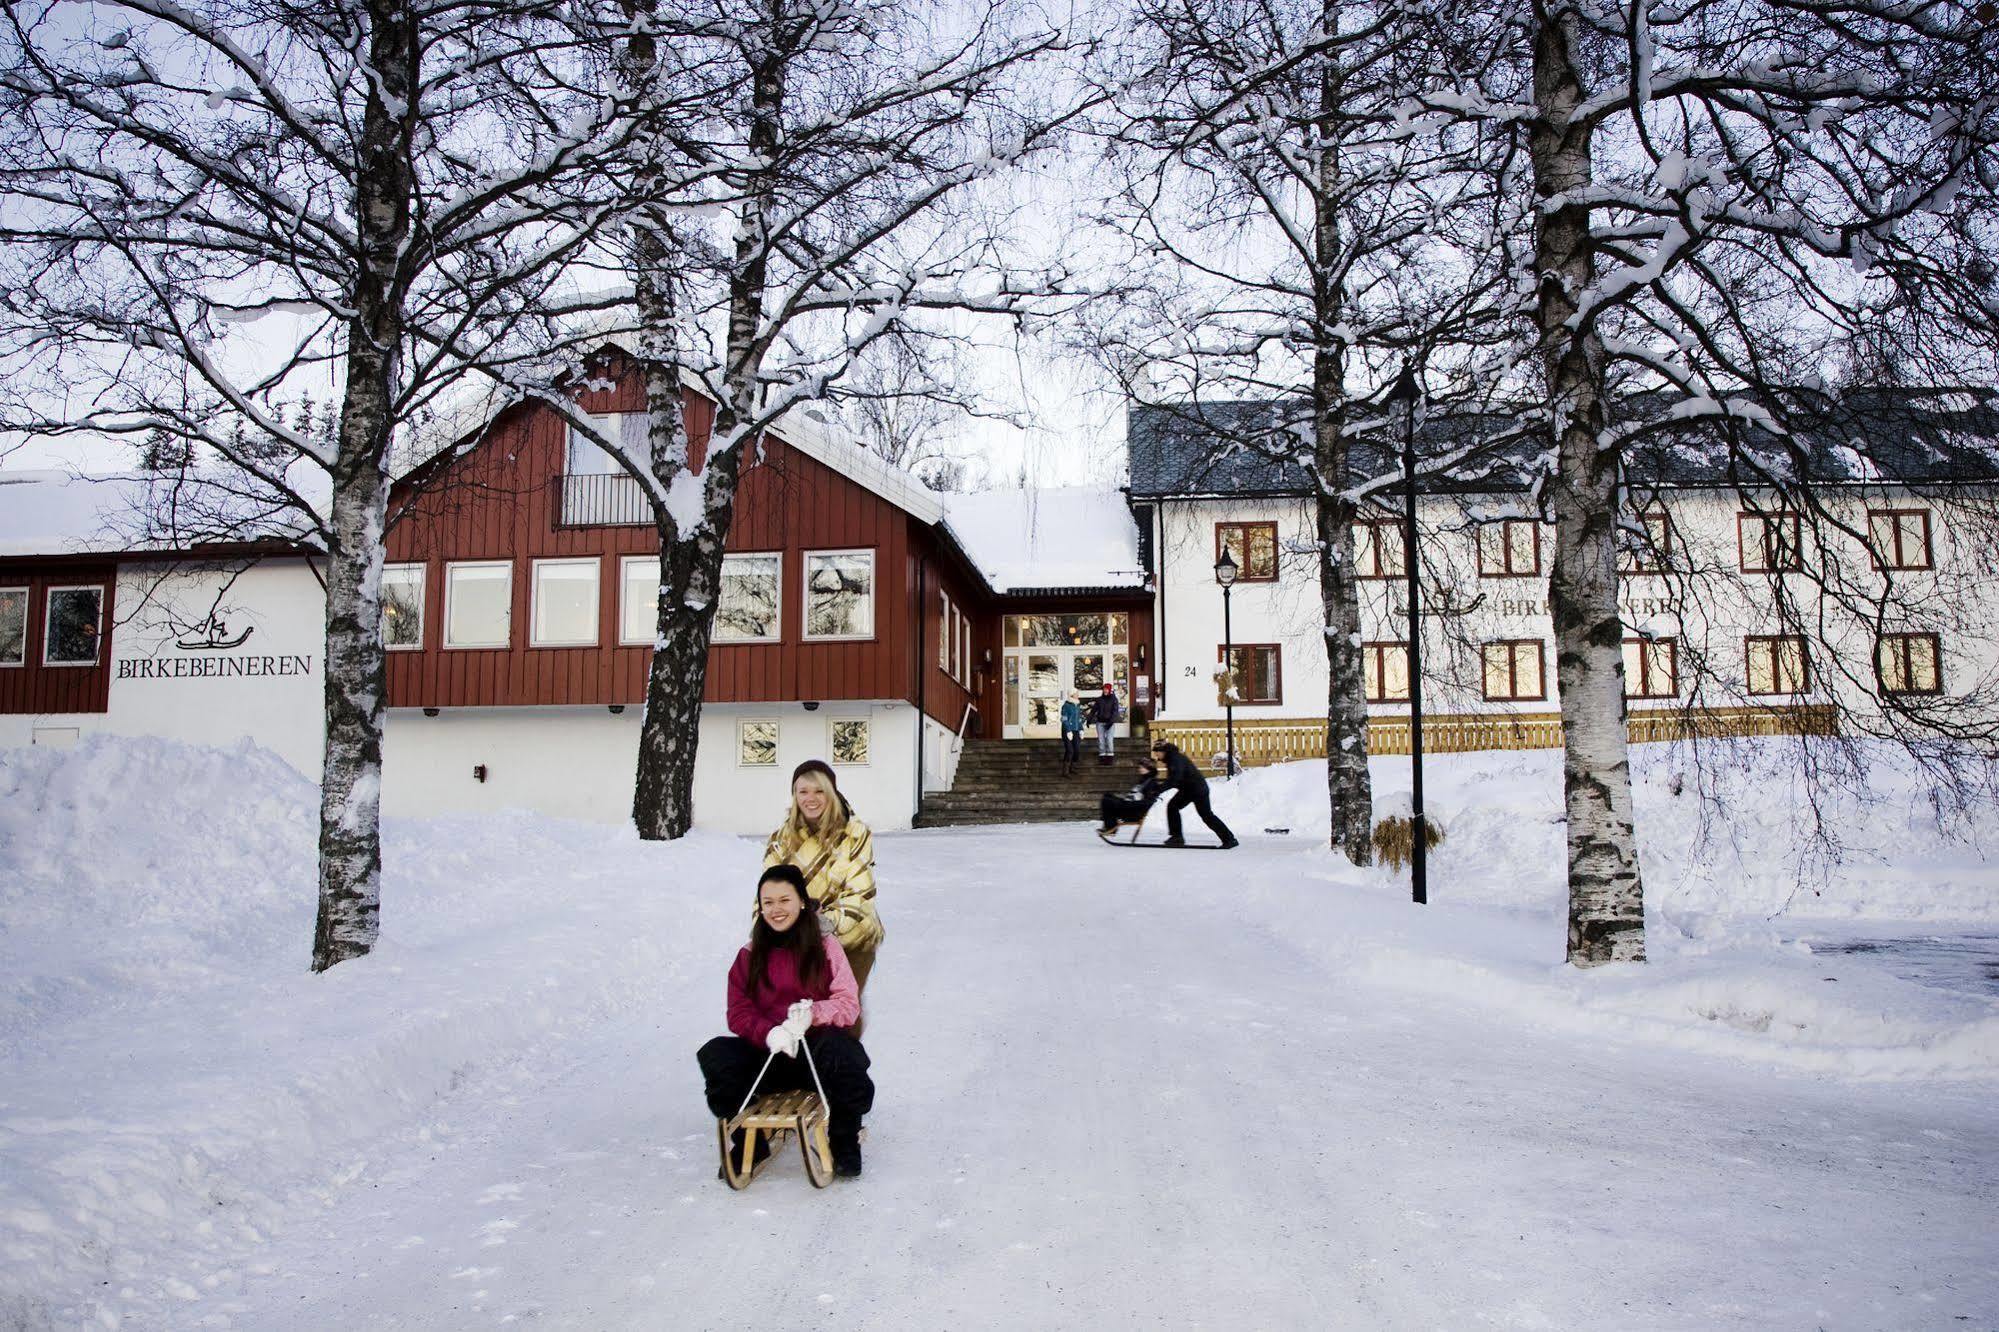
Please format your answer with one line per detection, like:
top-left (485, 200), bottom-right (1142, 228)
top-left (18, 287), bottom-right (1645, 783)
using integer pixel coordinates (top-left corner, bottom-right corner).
top-left (1099, 758), bottom-right (1166, 833)
top-left (1149, 741), bottom-right (1239, 849)
top-left (1090, 683), bottom-right (1122, 765)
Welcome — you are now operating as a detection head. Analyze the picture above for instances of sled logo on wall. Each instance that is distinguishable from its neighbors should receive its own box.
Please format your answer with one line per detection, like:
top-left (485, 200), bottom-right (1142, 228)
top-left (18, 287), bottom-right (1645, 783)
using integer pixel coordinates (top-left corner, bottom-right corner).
top-left (175, 615), bottom-right (255, 651)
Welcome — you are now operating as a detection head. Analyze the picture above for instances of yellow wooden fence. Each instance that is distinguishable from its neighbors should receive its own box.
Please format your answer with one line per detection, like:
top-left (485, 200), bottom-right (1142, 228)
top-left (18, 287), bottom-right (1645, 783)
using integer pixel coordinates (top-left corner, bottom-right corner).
top-left (1148, 704), bottom-right (1839, 772)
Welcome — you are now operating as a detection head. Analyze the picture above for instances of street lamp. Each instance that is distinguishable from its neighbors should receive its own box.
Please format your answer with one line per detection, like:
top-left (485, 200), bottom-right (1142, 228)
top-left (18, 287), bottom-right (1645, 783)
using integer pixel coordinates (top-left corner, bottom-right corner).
top-left (1386, 362), bottom-right (1427, 906)
top-left (1214, 546), bottom-right (1238, 778)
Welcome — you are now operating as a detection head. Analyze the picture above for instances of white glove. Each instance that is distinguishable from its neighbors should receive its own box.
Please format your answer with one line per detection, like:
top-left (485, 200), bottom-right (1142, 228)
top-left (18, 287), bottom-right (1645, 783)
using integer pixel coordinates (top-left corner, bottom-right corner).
top-left (765, 1024), bottom-right (800, 1056)
top-left (786, 999), bottom-right (814, 1030)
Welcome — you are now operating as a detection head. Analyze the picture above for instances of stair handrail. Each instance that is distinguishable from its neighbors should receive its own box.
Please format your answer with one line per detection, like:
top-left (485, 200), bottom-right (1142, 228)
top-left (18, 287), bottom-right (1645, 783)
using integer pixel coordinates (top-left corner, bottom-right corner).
top-left (946, 701), bottom-right (977, 775)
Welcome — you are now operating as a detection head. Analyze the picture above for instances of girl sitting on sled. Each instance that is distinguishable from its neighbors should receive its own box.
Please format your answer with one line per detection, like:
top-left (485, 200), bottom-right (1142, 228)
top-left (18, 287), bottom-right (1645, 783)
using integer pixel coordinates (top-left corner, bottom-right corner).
top-left (1099, 757), bottom-right (1168, 834)
top-left (697, 864), bottom-right (875, 1178)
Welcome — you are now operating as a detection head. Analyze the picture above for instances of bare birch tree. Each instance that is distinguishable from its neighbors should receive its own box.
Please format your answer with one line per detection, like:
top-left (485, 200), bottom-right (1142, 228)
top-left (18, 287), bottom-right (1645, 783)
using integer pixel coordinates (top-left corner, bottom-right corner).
top-left (0, 0), bottom-right (651, 969)
top-left (1087, 0), bottom-right (1528, 864)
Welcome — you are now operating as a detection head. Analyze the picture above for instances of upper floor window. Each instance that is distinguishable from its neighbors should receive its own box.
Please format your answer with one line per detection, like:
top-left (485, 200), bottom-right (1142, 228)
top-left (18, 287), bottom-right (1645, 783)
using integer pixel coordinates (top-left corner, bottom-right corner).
top-left (381, 564), bottom-right (425, 650)
top-left (939, 591), bottom-right (954, 672)
top-left (1622, 636), bottom-right (1678, 699)
top-left (960, 612), bottom-right (972, 684)
top-left (1745, 635), bottom-right (1809, 695)
top-left (1481, 639), bottom-right (1546, 702)
top-left (44, 586), bottom-right (104, 666)
top-left (1220, 644), bottom-right (1282, 705)
top-left (1866, 509), bottom-right (1933, 571)
top-left (804, 550), bottom-right (874, 640)
top-left (716, 553), bottom-right (782, 643)
top-left (1363, 641), bottom-right (1410, 703)
top-left (1620, 507), bottom-right (1674, 574)
top-left (565, 412), bottom-right (640, 475)
top-left (1216, 521), bottom-right (1279, 582)
top-left (444, 561), bottom-right (512, 649)
top-left (1476, 519), bottom-right (1542, 578)
top-left (0, 587), bottom-right (26, 667)
top-left (1739, 509), bottom-right (1802, 573)
top-left (1354, 519), bottom-right (1406, 580)
top-left (1876, 632), bottom-right (1942, 695)
top-left (531, 558), bottom-right (601, 647)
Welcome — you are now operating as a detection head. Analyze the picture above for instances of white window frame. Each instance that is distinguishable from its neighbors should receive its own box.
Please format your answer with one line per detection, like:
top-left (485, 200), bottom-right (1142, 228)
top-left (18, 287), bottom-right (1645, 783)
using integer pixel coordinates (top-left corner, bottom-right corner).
top-left (619, 555), bottom-right (656, 646)
top-left (714, 552), bottom-right (784, 644)
top-left (961, 614), bottom-right (972, 684)
top-left (0, 586), bottom-right (27, 667)
top-left (381, 564), bottom-right (426, 652)
top-left (43, 584), bottom-right (104, 667)
top-left (530, 557), bottom-right (601, 648)
top-left (565, 412), bottom-right (628, 475)
top-left (443, 560), bottom-right (514, 650)
top-left (802, 548), bottom-right (876, 642)
top-left (738, 719), bottom-right (781, 767)
top-left (938, 590), bottom-right (953, 671)
top-left (828, 717), bottom-right (871, 766)
top-left (949, 603), bottom-right (962, 681)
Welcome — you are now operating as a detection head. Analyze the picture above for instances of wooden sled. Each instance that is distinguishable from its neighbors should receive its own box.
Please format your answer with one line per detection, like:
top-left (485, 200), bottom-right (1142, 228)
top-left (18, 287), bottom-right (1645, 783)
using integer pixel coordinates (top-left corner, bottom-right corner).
top-left (1096, 807), bottom-right (1233, 850)
top-left (717, 1043), bottom-right (837, 1190)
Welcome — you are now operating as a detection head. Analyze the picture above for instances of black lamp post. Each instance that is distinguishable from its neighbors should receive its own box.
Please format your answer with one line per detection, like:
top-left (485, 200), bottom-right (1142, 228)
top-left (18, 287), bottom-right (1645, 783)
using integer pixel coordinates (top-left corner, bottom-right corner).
top-left (1214, 546), bottom-right (1238, 778)
top-left (1386, 362), bottom-right (1428, 906)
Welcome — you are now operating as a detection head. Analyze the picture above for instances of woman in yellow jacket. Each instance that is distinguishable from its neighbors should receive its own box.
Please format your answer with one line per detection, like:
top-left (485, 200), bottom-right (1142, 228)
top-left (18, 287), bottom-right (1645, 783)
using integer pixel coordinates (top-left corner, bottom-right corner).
top-left (764, 759), bottom-right (884, 996)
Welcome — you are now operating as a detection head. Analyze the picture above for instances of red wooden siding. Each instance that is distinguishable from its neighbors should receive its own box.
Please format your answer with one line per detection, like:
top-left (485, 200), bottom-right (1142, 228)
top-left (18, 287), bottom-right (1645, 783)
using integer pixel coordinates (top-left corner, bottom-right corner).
top-left (913, 530), bottom-right (990, 735)
top-left (383, 387), bottom-right (915, 710)
top-left (0, 563), bottom-right (117, 715)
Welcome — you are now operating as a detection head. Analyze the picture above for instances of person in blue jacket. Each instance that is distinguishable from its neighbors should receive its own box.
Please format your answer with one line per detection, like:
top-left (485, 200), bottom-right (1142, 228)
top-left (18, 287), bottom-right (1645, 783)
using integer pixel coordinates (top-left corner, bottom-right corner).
top-left (1059, 691), bottom-right (1084, 777)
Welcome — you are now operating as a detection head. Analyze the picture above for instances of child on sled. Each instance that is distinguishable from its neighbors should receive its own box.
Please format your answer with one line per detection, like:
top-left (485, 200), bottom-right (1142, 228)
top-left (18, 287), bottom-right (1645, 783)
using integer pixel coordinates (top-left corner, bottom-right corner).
top-left (697, 864), bottom-right (875, 1178)
top-left (1099, 757), bottom-right (1168, 834)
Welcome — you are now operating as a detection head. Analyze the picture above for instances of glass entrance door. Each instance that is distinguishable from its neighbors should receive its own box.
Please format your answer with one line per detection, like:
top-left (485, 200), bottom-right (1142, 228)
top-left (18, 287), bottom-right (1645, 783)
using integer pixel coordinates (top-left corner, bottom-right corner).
top-left (1003, 613), bottom-right (1133, 740)
top-left (1022, 653), bottom-right (1062, 737)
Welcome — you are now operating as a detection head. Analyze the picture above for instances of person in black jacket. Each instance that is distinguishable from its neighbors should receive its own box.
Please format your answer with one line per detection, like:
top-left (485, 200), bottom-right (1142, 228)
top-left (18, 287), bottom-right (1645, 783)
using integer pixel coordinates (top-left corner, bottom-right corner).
top-left (1148, 741), bottom-right (1239, 849)
top-left (1090, 683), bottom-right (1122, 765)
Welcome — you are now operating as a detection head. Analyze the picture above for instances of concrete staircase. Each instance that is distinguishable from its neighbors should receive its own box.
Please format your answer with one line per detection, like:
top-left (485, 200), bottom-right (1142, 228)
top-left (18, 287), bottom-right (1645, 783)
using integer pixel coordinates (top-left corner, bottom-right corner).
top-left (915, 737), bottom-right (1142, 828)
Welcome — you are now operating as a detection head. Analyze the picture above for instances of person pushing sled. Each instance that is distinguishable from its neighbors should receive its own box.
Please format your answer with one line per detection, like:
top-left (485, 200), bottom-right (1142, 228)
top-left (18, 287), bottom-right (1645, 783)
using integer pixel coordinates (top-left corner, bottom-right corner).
top-left (1097, 741), bottom-right (1239, 850)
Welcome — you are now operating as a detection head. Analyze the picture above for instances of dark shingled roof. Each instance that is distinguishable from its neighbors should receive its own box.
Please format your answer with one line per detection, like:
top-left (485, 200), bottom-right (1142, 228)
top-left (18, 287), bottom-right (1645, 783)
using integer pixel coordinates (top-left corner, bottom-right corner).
top-left (1127, 389), bottom-right (1999, 498)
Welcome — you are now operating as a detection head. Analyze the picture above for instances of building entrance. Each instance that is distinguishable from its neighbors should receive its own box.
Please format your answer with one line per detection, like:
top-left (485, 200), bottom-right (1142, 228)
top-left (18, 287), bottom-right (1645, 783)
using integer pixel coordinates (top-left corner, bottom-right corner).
top-left (1002, 613), bottom-right (1131, 739)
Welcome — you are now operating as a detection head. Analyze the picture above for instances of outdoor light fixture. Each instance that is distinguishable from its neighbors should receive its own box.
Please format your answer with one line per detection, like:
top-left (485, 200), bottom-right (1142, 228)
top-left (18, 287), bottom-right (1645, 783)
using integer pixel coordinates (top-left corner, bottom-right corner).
top-left (473, 764), bottom-right (488, 783)
top-left (608, 704), bottom-right (624, 715)
top-left (803, 701), bottom-right (820, 711)
top-left (1214, 548), bottom-right (1238, 777)
top-left (423, 707), bottom-right (440, 717)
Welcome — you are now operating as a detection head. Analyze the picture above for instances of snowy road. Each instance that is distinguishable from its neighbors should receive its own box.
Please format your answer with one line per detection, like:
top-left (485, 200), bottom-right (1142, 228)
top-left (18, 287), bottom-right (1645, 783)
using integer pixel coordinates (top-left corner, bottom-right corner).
top-left (195, 827), bottom-right (1995, 1331)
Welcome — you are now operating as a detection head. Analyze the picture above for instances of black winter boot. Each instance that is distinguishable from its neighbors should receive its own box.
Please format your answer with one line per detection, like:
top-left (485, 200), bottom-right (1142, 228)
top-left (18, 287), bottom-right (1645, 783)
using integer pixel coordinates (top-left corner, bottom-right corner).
top-left (831, 1128), bottom-right (863, 1178)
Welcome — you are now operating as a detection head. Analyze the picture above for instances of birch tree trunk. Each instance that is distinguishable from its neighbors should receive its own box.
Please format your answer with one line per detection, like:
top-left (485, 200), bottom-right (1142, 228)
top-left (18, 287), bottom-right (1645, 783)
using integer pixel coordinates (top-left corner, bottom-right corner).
top-left (1530, 0), bottom-right (1645, 965)
top-left (1312, 2), bottom-right (1373, 866)
top-left (312, 0), bottom-right (414, 971)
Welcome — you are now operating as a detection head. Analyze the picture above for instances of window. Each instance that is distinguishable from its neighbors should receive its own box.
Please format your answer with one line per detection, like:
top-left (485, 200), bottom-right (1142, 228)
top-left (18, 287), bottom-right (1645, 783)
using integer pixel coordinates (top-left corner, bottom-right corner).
top-left (1622, 636), bottom-right (1679, 699)
top-left (830, 719), bottom-right (870, 765)
top-left (1219, 644), bottom-right (1282, 705)
top-left (1363, 641), bottom-right (1410, 703)
top-left (1745, 635), bottom-right (1810, 695)
top-left (1477, 519), bottom-right (1542, 578)
top-left (44, 586), bottom-right (103, 666)
top-left (939, 591), bottom-right (953, 671)
top-left (716, 553), bottom-right (782, 643)
top-left (0, 587), bottom-right (25, 667)
top-left (565, 413), bottom-right (638, 475)
top-left (1354, 519), bottom-right (1406, 579)
top-left (962, 615), bottom-right (972, 682)
top-left (1867, 509), bottom-right (1933, 571)
top-left (1877, 633), bottom-right (1942, 695)
top-left (1620, 507), bottom-right (1674, 573)
top-left (1739, 510), bottom-right (1803, 572)
top-left (531, 558), bottom-right (600, 647)
top-left (739, 720), bottom-right (780, 766)
top-left (381, 564), bottom-right (425, 650)
top-left (949, 603), bottom-right (962, 680)
top-left (620, 556), bottom-right (656, 646)
top-left (1216, 521), bottom-right (1279, 581)
top-left (804, 550), bottom-right (874, 639)
top-left (1481, 640), bottom-right (1546, 701)
top-left (444, 561), bottom-right (512, 648)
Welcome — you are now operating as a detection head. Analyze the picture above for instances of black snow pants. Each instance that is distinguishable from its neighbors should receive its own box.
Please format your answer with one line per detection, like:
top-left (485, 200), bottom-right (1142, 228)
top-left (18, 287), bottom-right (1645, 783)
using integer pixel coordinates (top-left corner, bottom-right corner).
top-left (698, 1029), bottom-right (875, 1142)
top-left (1099, 791), bottom-right (1153, 830)
top-left (1166, 785), bottom-right (1236, 845)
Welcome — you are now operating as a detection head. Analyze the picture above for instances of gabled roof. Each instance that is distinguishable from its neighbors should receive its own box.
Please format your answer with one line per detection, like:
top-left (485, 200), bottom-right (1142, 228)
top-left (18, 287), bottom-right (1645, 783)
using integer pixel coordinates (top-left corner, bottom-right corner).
top-left (941, 488), bottom-right (1147, 594)
top-left (1128, 388), bottom-right (1999, 498)
top-left (0, 470), bottom-right (320, 560)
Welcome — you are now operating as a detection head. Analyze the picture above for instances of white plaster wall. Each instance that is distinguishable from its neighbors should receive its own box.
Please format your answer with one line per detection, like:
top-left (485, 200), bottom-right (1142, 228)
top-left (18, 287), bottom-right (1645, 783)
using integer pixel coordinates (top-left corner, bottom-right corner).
top-left (0, 559), bottom-right (328, 775)
top-left (381, 701), bottom-right (922, 834)
top-left (921, 712), bottom-right (962, 792)
top-left (1153, 488), bottom-right (1999, 726)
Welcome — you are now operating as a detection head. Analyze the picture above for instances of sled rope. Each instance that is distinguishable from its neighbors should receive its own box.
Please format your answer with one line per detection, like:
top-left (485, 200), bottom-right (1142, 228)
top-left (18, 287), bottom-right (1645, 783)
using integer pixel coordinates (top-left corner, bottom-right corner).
top-left (733, 1032), bottom-right (831, 1120)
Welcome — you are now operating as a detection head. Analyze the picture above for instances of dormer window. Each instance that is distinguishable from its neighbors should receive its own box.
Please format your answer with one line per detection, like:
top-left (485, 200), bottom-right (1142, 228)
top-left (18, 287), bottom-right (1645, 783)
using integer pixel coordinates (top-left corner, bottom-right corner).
top-left (566, 413), bottom-right (636, 475)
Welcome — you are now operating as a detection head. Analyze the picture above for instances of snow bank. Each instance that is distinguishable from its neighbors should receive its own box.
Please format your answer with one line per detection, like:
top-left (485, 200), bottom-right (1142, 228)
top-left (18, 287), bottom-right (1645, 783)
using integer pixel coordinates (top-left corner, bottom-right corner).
top-left (0, 736), bottom-right (763, 1329)
top-left (1212, 738), bottom-right (1999, 921)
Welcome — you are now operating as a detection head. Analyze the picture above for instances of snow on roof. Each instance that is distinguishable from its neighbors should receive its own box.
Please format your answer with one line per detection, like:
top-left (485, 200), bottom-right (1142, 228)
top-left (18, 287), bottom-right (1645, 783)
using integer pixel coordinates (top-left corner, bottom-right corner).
top-left (942, 487), bottom-right (1146, 593)
top-left (0, 469), bottom-right (319, 560)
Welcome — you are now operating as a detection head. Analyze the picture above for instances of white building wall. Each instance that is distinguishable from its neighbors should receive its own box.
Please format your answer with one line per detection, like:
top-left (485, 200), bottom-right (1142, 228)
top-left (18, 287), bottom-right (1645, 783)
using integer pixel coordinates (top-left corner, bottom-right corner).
top-left (381, 701), bottom-right (922, 835)
top-left (1153, 487), bottom-right (1999, 726)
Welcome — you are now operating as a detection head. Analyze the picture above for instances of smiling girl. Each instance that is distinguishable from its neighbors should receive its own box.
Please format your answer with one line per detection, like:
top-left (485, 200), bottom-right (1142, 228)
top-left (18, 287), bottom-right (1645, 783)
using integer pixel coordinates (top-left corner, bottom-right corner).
top-left (763, 760), bottom-right (884, 999)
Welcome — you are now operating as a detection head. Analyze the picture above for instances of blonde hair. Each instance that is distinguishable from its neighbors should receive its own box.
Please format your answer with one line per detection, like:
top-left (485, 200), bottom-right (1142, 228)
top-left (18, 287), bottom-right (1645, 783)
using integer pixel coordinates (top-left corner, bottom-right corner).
top-left (775, 766), bottom-right (850, 859)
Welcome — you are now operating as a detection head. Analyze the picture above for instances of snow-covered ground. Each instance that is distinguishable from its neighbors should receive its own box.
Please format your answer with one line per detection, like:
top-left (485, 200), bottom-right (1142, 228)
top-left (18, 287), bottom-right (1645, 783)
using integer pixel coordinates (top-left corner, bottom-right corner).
top-left (1, 736), bottom-right (1995, 1329)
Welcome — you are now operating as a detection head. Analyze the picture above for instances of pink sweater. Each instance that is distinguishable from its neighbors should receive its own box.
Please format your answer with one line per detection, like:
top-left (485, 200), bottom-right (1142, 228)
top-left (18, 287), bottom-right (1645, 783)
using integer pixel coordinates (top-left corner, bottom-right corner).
top-left (726, 935), bottom-right (861, 1046)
